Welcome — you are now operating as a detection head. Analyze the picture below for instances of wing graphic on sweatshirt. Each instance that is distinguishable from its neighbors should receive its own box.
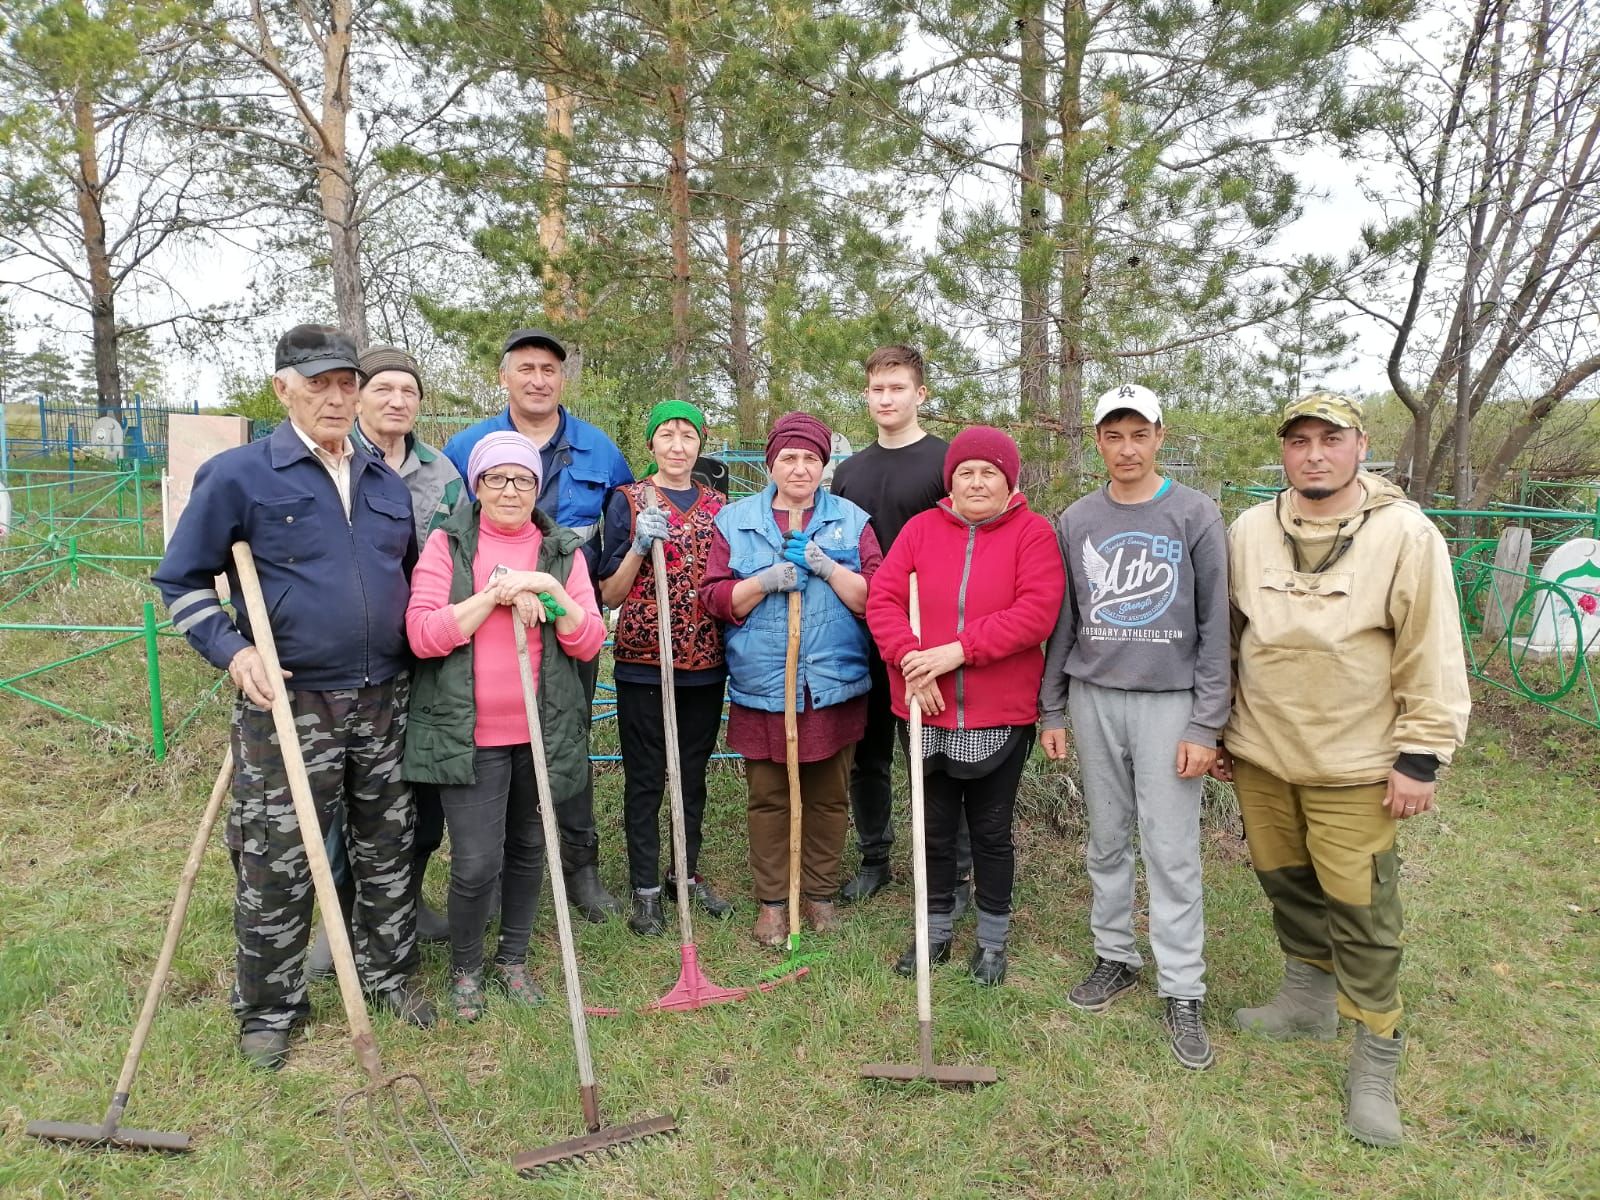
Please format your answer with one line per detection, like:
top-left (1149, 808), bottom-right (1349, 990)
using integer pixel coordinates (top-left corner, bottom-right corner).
top-left (1082, 536), bottom-right (1111, 602)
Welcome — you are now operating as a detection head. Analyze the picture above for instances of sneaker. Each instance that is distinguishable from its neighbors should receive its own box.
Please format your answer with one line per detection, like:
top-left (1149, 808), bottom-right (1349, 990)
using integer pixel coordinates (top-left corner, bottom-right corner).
top-left (490, 960), bottom-right (546, 1006)
top-left (1068, 957), bottom-right (1140, 1012)
top-left (377, 976), bottom-right (437, 1029)
top-left (841, 861), bottom-right (892, 903)
top-left (450, 971), bottom-right (486, 1023)
top-left (1163, 998), bottom-right (1215, 1070)
top-left (893, 935), bottom-right (953, 977)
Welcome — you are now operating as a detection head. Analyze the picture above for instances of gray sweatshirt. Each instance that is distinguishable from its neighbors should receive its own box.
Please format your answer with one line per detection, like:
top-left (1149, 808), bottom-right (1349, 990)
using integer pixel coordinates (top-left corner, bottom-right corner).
top-left (1038, 479), bottom-right (1230, 744)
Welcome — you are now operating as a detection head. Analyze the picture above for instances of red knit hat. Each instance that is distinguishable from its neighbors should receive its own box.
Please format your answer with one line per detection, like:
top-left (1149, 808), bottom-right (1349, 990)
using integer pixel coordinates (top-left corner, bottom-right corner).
top-left (944, 425), bottom-right (1020, 491)
top-left (765, 411), bottom-right (833, 467)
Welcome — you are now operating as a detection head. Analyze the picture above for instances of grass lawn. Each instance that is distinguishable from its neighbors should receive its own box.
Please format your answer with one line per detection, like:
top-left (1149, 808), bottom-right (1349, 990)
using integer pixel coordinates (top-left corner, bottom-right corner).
top-left (1, 567), bottom-right (1597, 1198)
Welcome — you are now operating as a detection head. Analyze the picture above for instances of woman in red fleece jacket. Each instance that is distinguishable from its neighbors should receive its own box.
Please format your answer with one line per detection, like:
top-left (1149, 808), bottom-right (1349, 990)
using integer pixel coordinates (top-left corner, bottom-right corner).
top-left (866, 426), bottom-right (1065, 985)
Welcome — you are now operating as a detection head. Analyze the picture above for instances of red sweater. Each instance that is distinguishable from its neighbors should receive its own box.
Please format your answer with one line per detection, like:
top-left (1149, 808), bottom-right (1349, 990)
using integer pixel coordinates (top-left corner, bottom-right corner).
top-left (867, 493), bottom-right (1065, 729)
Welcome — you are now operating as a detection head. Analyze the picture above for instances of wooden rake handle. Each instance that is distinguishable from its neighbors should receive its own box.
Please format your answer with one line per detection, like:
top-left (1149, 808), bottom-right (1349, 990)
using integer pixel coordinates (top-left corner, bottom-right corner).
top-left (230, 542), bottom-right (384, 1085)
top-left (784, 507), bottom-right (803, 932)
top-left (643, 485), bottom-right (695, 939)
top-left (905, 575), bottom-right (935, 1058)
top-left (511, 618), bottom-right (600, 1118)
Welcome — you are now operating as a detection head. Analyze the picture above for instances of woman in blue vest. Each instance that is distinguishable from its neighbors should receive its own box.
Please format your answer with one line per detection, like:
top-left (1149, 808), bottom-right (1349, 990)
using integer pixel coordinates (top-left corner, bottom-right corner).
top-left (700, 412), bottom-right (882, 947)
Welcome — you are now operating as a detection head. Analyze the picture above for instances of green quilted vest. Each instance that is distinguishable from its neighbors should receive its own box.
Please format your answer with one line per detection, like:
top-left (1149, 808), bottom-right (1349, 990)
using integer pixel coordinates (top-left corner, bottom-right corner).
top-left (403, 502), bottom-right (593, 796)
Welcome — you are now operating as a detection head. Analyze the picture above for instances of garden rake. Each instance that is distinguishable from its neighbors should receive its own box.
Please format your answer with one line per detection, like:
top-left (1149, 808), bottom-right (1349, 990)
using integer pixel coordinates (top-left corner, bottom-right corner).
top-left (861, 574), bottom-right (998, 1088)
top-left (759, 506), bottom-right (829, 982)
top-left (231, 542), bottom-right (470, 1200)
top-left (635, 484), bottom-right (805, 1011)
top-left (508, 617), bottom-right (676, 1172)
top-left (26, 750), bottom-right (234, 1154)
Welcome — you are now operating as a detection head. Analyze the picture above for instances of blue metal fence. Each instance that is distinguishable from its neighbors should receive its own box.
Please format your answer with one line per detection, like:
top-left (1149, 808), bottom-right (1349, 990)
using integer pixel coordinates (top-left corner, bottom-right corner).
top-left (2, 393), bottom-right (199, 468)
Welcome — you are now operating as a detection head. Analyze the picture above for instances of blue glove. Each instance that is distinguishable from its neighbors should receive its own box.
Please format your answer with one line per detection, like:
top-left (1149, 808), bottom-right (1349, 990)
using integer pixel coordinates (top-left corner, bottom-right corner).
top-left (631, 505), bottom-right (671, 556)
top-left (784, 530), bottom-right (836, 581)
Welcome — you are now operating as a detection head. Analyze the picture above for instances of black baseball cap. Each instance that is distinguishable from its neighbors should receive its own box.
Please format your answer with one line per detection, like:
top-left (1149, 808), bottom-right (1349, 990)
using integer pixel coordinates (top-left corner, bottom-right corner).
top-left (502, 328), bottom-right (567, 361)
top-left (275, 324), bottom-right (360, 376)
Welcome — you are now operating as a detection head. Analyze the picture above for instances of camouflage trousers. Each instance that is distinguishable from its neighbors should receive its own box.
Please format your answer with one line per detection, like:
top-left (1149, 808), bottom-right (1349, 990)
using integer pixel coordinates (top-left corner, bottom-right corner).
top-left (227, 675), bottom-right (418, 1033)
top-left (1233, 756), bottom-right (1403, 1036)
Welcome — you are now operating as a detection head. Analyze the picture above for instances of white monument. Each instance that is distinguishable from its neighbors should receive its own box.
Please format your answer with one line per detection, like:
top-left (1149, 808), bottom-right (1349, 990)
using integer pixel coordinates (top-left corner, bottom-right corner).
top-left (1517, 536), bottom-right (1600, 656)
top-left (88, 416), bottom-right (124, 460)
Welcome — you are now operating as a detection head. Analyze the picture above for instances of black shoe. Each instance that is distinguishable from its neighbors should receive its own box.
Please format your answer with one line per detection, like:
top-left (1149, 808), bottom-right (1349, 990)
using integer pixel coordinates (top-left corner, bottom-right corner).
top-left (566, 865), bottom-right (622, 922)
top-left (1068, 957), bottom-right (1140, 1012)
top-left (894, 935), bottom-right (953, 977)
top-left (377, 976), bottom-right (437, 1029)
top-left (968, 944), bottom-right (1007, 986)
top-left (1164, 998), bottom-right (1215, 1070)
top-left (841, 861), bottom-right (892, 903)
top-left (306, 923), bottom-right (334, 980)
top-left (951, 876), bottom-right (973, 922)
top-left (628, 892), bottom-right (667, 936)
top-left (416, 898), bottom-right (449, 944)
top-left (666, 875), bottom-right (734, 920)
top-left (239, 1029), bottom-right (290, 1072)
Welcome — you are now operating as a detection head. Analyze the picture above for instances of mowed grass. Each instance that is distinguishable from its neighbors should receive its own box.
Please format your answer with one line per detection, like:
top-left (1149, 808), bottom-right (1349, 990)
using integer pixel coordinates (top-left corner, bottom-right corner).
top-left (2, 569), bottom-right (1598, 1198)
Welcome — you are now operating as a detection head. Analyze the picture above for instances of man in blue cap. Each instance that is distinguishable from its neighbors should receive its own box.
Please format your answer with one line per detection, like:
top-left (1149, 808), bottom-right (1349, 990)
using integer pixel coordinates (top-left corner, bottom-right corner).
top-left (444, 328), bottom-right (634, 919)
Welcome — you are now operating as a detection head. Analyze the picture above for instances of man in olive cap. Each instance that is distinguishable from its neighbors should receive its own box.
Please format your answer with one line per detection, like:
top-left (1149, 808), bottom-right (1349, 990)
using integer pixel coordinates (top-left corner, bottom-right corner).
top-left (1214, 391), bottom-right (1469, 1145)
top-left (154, 324), bottom-right (434, 1071)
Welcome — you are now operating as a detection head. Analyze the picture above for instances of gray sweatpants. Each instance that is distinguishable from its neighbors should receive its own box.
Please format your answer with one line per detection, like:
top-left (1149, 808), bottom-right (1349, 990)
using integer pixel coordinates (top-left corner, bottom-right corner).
top-left (1069, 679), bottom-right (1206, 1000)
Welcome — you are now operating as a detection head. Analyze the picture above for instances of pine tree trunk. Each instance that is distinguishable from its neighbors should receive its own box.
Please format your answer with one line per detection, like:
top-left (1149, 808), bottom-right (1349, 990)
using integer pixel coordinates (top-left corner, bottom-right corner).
top-left (1055, 0), bottom-right (1090, 486)
top-left (725, 206), bottom-right (758, 439)
top-left (666, 7), bottom-right (692, 403)
top-left (540, 21), bottom-right (575, 326)
top-left (319, 0), bottom-right (366, 344)
top-left (1016, 0), bottom-right (1050, 445)
top-left (71, 92), bottom-right (122, 418)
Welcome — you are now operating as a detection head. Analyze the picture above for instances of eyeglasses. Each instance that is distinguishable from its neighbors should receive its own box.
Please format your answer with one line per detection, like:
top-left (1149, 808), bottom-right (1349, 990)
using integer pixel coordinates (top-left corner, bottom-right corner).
top-left (479, 471), bottom-right (538, 493)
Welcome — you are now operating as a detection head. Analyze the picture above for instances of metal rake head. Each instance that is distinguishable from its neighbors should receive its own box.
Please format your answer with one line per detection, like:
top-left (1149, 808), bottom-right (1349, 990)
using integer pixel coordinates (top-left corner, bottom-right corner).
top-left (335, 1072), bottom-right (470, 1200)
top-left (512, 1113), bottom-right (678, 1174)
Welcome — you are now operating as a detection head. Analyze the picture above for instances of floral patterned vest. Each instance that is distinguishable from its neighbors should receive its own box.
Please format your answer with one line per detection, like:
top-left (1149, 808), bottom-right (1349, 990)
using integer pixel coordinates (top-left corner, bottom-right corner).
top-left (613, 479), bottom-right (726, 672)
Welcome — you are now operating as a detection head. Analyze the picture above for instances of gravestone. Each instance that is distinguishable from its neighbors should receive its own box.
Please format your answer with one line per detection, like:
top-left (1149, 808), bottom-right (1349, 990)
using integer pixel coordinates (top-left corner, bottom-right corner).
top-left (163, 413), bottom-right (250, 547)
top-left (1516, 536), bottom-right (1600, 656)
top-left (0, 483), bottom-right (10, 539)
top-left (1482, 526), bottom-right (1532, 640)
top-left (88, 416), bottom-right (124, 461)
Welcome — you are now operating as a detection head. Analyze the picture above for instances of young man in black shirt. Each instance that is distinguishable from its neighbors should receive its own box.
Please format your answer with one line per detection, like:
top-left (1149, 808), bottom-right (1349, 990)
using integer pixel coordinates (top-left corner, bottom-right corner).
top-left (830, 345), bottom-right (970, 907)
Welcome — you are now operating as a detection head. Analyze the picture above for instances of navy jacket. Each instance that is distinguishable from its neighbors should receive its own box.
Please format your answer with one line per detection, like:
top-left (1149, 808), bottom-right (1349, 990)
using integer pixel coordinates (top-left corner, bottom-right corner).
top-left (153, 421), bottom-right (417, 690)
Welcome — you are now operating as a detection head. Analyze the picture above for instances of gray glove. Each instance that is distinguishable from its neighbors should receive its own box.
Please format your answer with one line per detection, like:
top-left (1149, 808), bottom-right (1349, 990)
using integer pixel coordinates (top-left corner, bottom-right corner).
top-left (631, 505), bottom-right (671, 556)
top-left (803, 537), bottom-right (837, 581)
top-left (755, 561), bottom-right (808, 593)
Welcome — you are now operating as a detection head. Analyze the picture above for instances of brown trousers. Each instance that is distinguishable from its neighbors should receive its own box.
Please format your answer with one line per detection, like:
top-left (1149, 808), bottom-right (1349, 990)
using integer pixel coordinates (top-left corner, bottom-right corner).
top-left (744, 746), bottom-right (854, 903)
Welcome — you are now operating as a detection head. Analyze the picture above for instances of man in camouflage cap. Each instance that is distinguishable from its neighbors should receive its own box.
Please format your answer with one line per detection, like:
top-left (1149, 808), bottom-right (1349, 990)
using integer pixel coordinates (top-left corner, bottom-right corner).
top-left (154, 324), bottom-right (436, 1071)
top-left (1212, 390), bottom-right (1469, 1145)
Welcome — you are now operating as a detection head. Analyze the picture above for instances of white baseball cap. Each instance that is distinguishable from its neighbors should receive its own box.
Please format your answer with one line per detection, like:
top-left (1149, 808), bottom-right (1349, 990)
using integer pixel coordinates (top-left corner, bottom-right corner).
top-left (1092, 383), bottom-right (1163, 426)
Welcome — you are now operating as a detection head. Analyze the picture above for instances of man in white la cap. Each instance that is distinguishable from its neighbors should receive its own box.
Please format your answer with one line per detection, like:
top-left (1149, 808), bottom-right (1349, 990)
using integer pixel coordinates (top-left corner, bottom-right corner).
top-left (1039, 382), bottom-right (1230, 1070)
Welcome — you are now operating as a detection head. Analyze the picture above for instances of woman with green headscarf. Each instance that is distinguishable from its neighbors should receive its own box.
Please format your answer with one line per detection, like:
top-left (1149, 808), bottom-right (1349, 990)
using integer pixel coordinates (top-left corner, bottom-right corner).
top-left (597, 400), bottom-right (734, 936)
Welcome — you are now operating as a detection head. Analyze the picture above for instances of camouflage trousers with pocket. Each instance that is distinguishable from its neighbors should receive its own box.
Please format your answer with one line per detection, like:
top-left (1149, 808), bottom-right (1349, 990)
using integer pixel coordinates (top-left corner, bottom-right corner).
top-left (227, 675), bottom-right (418, 1033)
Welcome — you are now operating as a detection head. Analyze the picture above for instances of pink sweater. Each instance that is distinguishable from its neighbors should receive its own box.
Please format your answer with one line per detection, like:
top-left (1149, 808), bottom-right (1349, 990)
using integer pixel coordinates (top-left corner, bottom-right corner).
top-left (406, 519), bottom-right (606, 747)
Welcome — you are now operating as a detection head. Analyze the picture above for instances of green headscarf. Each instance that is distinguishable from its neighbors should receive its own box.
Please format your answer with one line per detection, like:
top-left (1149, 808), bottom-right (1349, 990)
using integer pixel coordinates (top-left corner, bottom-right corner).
top-left (645, 400), bottom-right (706, 443)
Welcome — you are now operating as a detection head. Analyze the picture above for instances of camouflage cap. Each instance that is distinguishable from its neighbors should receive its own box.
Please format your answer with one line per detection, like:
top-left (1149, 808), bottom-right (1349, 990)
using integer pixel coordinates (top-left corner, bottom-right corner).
top-left (1277, 391), bottom-right (1365, 438)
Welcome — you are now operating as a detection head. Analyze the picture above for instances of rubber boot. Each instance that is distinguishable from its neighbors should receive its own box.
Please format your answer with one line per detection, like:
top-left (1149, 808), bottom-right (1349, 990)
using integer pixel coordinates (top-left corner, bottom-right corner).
top-left (1346, 1025), bottom-right (1405, 1147)
top-left (412, 846), bottom-right (448, 943)
top-left (1234, 958), bottom-right (1338, 1040)
top-left (566, 864), bottom-right (622, 922)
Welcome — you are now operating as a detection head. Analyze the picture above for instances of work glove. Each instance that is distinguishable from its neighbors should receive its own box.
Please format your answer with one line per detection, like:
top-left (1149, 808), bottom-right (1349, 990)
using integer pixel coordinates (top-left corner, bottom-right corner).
top-left (631, 505), bottom-right (671, 556)
top-left (755, 561), bottom-right (808, 593)
top-left (783, 530), bottom-right (836, 581)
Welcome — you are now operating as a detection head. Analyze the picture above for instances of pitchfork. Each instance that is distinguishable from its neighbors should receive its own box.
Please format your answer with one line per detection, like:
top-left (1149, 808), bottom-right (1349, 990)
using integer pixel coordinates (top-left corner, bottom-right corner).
top-left (231, 542), bottom-right (469, 1199)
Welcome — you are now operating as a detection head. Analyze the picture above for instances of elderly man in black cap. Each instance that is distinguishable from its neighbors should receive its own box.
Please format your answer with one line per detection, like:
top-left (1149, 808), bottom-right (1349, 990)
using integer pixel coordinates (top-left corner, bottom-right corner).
top-left (443, 328), bottom-right (634, 920)
top-left (154, 324), bottom-right (434, 1070)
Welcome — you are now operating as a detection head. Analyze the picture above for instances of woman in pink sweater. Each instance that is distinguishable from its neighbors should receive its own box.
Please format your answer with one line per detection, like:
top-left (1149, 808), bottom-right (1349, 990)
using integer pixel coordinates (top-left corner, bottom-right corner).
top-left (866, 427), bottom-right (1065, 986)
top-left (405, 431), bottom-right (605, 1022)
